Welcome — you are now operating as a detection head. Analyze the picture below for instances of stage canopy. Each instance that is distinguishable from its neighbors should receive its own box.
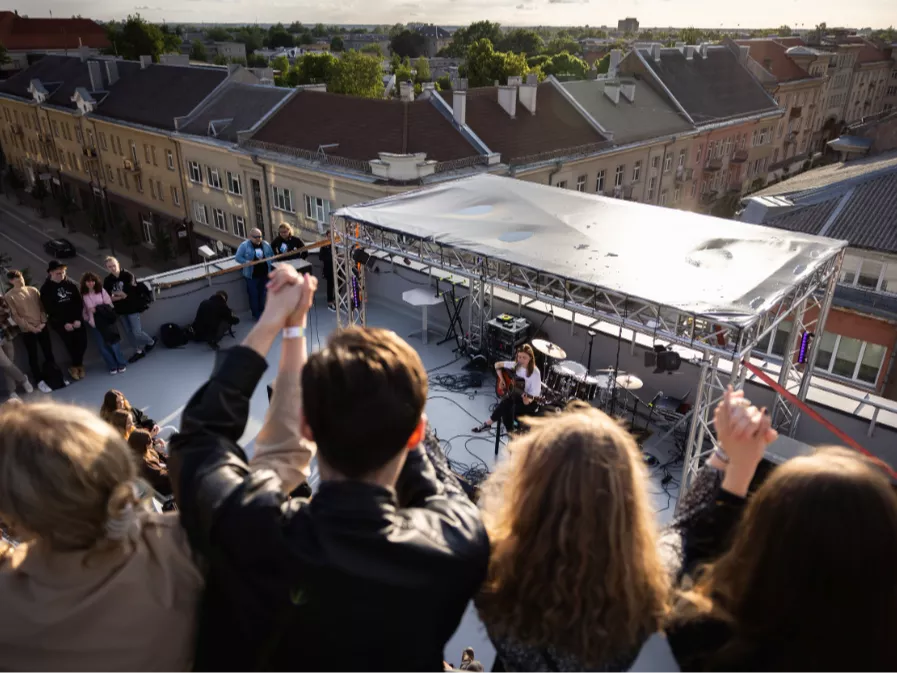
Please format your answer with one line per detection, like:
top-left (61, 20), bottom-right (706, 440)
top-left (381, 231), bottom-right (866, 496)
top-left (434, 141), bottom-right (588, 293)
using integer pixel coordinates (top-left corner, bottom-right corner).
top-left (337, 174), bottom-right (846, 327)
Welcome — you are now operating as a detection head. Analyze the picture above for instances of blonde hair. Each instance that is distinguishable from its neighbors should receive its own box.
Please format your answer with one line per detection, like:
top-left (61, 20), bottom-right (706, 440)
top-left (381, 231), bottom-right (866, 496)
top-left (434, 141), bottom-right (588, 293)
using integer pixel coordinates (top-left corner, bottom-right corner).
top-left (109, 409), bottom-right (134, 439)
top-left (278, 223), bottom-right (293, 235)
top-left (0, 402), bottom-right (139, 552)
top-left (104, 256), bottom-right (120, 266)
top-left (477, 402), bottom-right (670, 667)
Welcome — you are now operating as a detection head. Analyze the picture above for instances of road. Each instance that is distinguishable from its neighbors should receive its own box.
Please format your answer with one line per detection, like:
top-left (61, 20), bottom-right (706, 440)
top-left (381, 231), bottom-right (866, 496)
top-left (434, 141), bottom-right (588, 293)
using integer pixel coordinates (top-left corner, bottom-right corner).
top-left (0, 194), bottom-right (110, 287)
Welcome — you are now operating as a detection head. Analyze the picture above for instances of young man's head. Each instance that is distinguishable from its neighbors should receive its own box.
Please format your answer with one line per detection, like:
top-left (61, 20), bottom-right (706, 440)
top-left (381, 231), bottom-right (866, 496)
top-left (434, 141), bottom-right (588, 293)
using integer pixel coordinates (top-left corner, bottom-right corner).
top-left (6, 270), bottom-right (24, 289)
top-left (301, 327), bottom-right (428, 481)
top-left (215, 290), bottom-right (229, 303)
top-left (104, 256), bottom-right (121, 276)
top-left (47, 260), bottom-right (67, 283)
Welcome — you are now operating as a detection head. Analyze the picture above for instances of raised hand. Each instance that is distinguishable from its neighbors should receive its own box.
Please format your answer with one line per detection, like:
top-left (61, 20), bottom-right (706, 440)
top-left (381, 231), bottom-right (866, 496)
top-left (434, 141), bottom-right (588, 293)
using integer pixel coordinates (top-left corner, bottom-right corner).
top-left (259, 265), bottom-right (306, 331)
top-left (714, 386), bottom-right (778, 496)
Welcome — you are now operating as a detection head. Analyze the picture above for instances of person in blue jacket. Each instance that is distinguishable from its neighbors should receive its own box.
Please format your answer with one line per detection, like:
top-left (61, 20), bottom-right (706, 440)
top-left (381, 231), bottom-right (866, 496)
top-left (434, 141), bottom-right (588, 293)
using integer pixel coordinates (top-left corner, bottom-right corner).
top-left (234, 228), bottom-right (275, 319)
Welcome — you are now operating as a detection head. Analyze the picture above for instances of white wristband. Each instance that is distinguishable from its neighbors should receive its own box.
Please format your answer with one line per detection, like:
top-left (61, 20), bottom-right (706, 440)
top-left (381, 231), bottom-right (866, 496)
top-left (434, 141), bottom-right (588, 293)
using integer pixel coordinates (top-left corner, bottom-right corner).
top-left (282, 326), bottom-right (306, 340)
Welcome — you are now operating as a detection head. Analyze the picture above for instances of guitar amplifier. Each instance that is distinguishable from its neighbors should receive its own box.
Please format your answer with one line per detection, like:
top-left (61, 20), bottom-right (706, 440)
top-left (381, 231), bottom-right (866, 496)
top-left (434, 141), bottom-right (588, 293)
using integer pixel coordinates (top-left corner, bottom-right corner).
top-left (485, 315), bottom-right (531, 360)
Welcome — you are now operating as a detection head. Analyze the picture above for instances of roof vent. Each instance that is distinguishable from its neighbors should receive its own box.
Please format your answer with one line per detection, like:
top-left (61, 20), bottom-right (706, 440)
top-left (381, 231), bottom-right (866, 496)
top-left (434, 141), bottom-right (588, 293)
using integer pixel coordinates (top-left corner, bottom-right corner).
top-left (604, 80), bottom-right (621, 104)
top-left (620, 81), bottom-right (636, 103)
top-left (652, 43), bottom-right (661, 62)
top-left (497, 84), bottom-right (518, 118)
top-left (139, 55), bottom-right (152, 69)
top-left (686, 46), bottom-right (695, 60)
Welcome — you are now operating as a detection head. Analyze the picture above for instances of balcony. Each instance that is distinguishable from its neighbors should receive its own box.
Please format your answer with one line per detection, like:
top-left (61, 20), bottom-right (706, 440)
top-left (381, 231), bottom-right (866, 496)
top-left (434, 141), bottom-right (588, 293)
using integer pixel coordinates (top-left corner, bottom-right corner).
top-left (123, 158), bottom-right (141, 173)
top-left (675, 166), bottom-right (693, 183)
top-left (82, 146), bottom-right (99, 159)
top-left (789, 106), bottom-right (803, 119)
top-left (704, 157), bottom-right (723, 172)
top-left (9, 124), bottom-right (23, 136)
top-left (700, 190), bottom-right (719, 204)
top-left (731, 149), bottom-right (749, 163)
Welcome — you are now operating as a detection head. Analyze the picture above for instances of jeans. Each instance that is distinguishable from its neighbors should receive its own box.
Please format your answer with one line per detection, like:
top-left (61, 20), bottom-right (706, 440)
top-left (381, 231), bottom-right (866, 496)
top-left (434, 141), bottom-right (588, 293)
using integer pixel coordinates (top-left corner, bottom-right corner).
top-left (90, 326), bottom-right (127, 371)
top-left (121, 313), bottom-right (154, 351)
top-left (0, 340), bottom-right (27, 392)
top-left (21, 328), bottom-right (55, 381)
top-left (245, 276), bottom-right (267, 319)
top-left (52, 323), bottom-right (87, 367)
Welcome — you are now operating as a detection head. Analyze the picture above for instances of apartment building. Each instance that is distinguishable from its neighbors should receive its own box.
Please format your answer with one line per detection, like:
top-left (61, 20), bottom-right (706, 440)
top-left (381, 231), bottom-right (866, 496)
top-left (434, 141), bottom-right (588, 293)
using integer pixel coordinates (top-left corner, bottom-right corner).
top-left (176, 82), bottom-right (292, 253)
top-left (341, 33), bottom-right (391, 56)
top-left (839, 38), bottom-right (893, 124)
top-left (734, 38), bottom-right (830, 181)
top-left (885, 59), bottom-right (897, 114)
top-left (417, 26), bottom-right (452, 58)
top-left (0, 11), bottom-right (109, 72)
top-left (740, 152), bottom-right (897, 399)
top-left (619, 43), bottom-right (784, 209)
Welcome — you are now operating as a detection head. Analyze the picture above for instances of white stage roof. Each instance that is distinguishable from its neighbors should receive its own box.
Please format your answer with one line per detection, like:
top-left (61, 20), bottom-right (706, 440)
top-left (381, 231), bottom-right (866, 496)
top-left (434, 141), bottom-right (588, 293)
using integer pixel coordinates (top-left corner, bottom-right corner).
top-left (337, 175), bottom-right (846, 326)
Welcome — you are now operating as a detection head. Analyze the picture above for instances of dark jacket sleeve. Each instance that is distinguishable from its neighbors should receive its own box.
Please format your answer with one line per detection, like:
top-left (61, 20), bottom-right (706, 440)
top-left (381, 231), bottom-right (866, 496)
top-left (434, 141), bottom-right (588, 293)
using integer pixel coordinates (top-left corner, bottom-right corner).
top-left (167, 346), bottom-right (287, 557)
top-left (131, 407), bottom-right (156, 431)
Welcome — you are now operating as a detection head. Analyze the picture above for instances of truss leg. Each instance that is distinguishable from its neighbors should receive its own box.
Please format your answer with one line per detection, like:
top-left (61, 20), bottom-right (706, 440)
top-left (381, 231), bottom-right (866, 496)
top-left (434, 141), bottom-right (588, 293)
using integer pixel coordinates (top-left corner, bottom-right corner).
top-left (332, 217), bottom-right (363, 330)
top-left (468, 276), bottom-right (492, 353)
top-left (770, 298), bottom-right (808, 433)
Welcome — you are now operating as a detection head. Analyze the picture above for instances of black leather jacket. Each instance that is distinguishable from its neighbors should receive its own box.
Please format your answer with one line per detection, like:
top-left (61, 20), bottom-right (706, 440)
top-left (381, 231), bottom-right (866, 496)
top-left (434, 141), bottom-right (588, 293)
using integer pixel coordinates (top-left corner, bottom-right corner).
top-left (168, 347), bottom-right (489, 671)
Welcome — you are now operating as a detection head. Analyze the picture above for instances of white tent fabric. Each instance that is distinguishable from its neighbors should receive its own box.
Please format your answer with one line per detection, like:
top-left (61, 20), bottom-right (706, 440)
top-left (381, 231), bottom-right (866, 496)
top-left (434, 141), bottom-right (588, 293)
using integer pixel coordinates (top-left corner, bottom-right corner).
top-left (337, 175), bottom-right (846, 325)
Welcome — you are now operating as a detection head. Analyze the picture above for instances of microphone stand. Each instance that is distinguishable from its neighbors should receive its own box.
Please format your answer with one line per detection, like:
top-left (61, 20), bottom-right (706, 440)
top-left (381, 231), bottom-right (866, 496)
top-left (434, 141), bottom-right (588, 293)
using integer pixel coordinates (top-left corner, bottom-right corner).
top-left (587, 329), bottom-right (597, 372)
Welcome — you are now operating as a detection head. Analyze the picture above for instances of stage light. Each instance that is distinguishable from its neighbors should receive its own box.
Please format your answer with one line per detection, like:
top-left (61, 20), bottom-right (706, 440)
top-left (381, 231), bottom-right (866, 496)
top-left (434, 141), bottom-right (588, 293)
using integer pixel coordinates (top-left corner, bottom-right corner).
top-left (644, 344), bottom-right (681, 374)
top-left (798, 331), bottom-right (813, 364)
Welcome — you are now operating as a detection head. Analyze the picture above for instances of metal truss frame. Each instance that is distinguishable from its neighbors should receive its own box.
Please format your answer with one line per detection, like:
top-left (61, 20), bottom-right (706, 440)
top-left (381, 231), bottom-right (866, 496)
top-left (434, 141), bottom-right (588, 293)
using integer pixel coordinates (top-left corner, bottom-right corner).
top-left (331, 215), bottom-right (845, 494)
top-left (331, 217), bottom-right (366, 329)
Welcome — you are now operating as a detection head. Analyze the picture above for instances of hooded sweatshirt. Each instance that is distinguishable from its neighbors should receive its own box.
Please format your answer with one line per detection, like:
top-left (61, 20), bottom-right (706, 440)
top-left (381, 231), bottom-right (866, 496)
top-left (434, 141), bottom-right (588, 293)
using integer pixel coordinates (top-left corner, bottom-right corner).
top-left (40, 277), bottom-right (83, 326)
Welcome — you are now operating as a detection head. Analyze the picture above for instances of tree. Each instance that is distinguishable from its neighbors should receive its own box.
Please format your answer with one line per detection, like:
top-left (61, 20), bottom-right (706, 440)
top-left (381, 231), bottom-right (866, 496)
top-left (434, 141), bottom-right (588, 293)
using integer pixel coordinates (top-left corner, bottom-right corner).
top-left (233, 25), bottom-right (265, 53)
top-left (678, 27), bottom-right (704, 44)
top-left (445, 21), bottom-right (502, 57)
top-left (271, 55), bottom-right (290, 74)
top-left (389, 29), bottom-right (427, 59)
top-left (190, 39), bottom-right (208, 62)
top-left (414, 56), bottom-right (430, 82)
top-left (0, 40), bottom-right (9, 67)
top-left (327, 50), bottom-right (384, 98)
top-left (387, 23), bottom-right (406, 39)
top-left (295, 52), bottom-right (338, 84)
top-left (105, 14), bottom-right (171, 62)
top-left (297, 32), bottom-right (314, 46)
top-left (436, 74), bottom-right (452, 91)
top-left (267, 23), bottom-right (295, 49)
top-left (463, 39), bottom-right (528, 88)
top-left (361, 43), bottom-right (384, 58)
top-left (246, 52), bottom-right (269, 67)
top-left (594, 53), bottom-right (610, 75)
top-left (497, 29), bottom-right (543, 56)
top-left (331, 36), bottom-right (344, 52)
top-left (777, 25), bottom-right (792, 36)
top-left (287, 21), bottom-right (304, 34)
top-left (394, 63), bottom-right (413, 83)
top-left (212, 54), bottom-right (229, 65)
top-left (311, 23), bottom-right (328, 38)
top-left (206, 26), bottom-right (233, 41)
top-left (544, 35), bottom-right (581, 56)
top-left (543, 52), bottom-right (589, 79)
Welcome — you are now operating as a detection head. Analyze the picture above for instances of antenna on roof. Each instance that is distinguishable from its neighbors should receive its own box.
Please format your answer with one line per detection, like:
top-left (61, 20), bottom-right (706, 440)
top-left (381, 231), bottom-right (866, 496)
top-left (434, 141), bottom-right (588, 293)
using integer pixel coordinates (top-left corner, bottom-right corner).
top-left (317, 143), bottom-right (339, 155)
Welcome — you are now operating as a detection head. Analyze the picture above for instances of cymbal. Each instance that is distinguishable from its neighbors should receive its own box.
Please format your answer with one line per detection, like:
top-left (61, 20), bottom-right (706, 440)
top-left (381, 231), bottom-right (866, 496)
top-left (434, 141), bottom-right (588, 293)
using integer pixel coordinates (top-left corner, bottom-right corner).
top-left (616, 374), bottom-right (643, 391)
top-left (532, 338), bottom-right (566, 359)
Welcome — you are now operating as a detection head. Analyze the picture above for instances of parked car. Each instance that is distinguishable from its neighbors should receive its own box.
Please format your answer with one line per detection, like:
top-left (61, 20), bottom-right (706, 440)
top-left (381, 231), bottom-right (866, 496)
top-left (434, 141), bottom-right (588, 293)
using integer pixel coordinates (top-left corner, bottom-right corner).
top-left (43, 238), bottom-right (77, 258)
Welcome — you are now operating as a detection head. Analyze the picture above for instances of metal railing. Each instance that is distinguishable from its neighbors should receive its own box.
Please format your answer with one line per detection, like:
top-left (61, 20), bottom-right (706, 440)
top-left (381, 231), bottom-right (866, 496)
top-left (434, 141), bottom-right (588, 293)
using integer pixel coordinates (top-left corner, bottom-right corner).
top-left (243, 139), bottom-right (373, 174)
top-left (508, 140), bottom-right (614, 167)
top-left (433, 155), bottom-right (491, 173)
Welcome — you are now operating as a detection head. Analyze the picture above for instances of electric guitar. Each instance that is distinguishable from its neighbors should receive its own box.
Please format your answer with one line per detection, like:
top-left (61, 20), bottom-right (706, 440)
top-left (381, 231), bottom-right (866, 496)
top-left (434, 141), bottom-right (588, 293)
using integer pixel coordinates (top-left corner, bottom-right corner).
top-left (496, 369), bottom-right (527, 398)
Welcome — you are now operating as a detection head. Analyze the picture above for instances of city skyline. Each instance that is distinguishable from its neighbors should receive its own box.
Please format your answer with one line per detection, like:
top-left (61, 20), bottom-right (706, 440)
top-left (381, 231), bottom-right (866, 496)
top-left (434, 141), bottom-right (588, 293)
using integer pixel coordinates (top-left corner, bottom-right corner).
top-left (10, 0), bottom-right (896, 31)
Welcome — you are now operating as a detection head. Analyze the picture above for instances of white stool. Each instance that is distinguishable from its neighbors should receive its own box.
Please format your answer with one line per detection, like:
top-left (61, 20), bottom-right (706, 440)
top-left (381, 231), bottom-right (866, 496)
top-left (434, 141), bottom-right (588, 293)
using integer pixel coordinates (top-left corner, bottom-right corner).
top-left (402, 288), bottom-right (443, 345)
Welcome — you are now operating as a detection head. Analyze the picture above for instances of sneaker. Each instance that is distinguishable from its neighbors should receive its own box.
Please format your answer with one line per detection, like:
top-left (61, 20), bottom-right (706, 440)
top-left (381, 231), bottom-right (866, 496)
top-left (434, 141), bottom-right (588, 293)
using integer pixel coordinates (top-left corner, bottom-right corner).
top-left (145, 337), bottom-right (157, 352)
top-left (68, 366), bottom-right (80, 381)
top-left (109, 369), bottom-right (119, 375)
top-left (117, 367), bottom-right (127, 374)
top-left (327, 303), bottom-right (337, 312)
top-left (37, 380), bottom-right (52, 394)
top-left (128, 351), bottom-right (145, 364)
top-left (21, 377), bottom-right (33, 394)
top-left (77, 366), bottom-right (86, 379)
top-left (8, 392), bottom-right (20, 401)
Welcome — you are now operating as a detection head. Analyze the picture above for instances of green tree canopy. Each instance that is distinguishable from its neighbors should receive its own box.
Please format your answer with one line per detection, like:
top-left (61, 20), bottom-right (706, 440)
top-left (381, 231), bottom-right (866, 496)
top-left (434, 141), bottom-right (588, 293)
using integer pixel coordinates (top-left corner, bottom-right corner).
top-left (328, 50), bottom-right (384, 98)
top-left (330, 36), bottom-right (344, 52)
top-left (246, 52), bottom-right (269, 67)
top-left (0, 41), bottom-right (10, 66)
top-left (287, 22), bottom-right (304, 34)
top-left (542, 51), bottom-right (589, 79)
top-left (544, 34), bottom-right (581, 55)
top-left (232, 25), bottom-right (265, 53)
top-left (189, 39), bottom-right (207, 62)
top-left (496, 29), bottom-right (543, 55)
top-left (395, 64), bottom-right (413, 82)
top-left (678, 27), bottom-right (704, 44)
top-left (361, 43), bottom-right (384, 58)
top-left (388, 23), bottom-right (406, 39)
top-left (267, 23), bottom-right (295, 49)
top-left (414, 56), bottom-right (431, 82)
top-left (436, 74), bottom-right (452, 91)
top-left (777, 25), bottom-right (792, 36)
top-left (463, 39), bottom-right (529, 88)
top-left (212, 54), bottom-right (229, 65)
top-left (390, 29), bottom-right (427, 59)
top-left (298, 32), bottom-right (314, 46)
top-left (594, 53), bottom-right (610, 74)
top-left (105, 14), bottom-right (179, 61)
top-left (271, 54), bottom-right (290, 73)
top-left (206, 26), bottom-right (233, 41)
top-left (445, 21), bottom-right (502, 57)
top-left (311, 23), bottom-right (328, 38)
top-left (296, 52), bottom-right (339, 84)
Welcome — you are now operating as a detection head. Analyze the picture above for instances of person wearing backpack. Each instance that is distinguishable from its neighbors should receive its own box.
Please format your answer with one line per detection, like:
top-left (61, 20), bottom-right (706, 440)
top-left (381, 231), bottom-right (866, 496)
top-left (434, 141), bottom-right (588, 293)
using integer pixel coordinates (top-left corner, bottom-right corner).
top-left (103, 257), bottom-right (156, 363)
top-left (40, 261), bottom-right (87, 381)
top-left (4, 270), bottom-right (54, 393)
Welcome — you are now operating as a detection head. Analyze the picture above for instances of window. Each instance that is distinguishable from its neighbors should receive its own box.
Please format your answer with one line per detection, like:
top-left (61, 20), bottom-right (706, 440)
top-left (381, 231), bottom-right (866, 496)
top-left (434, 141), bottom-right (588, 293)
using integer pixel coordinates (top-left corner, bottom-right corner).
top-left (888, 86), bottom-right (897, 96)
top-left (150, 179), bottom-right (156, 199)
top-left (663, 154), bottom-right (672, 172)
top-left (151, 146), bottom-right (157, 166)
top-left (651, 155), bottom-right (660, 169)
top-left (304, 194), bottom-right (332, 222)
top-left (144, 144), bottom-right (151, 163)
top-left (130, 142), bottom-right (138, 163)
top-left (212, 208), bottom-right (227, 231)
top-left (595, 170), bottom-right (605, 193)
top-left (117, 168), bottom-right (123, 186)
top-left (556, 180), bottom-right (567, 189)
top-left (632, 161), bottom-right (641, 182)
top-left (647, 176), bottom-right (656, 200)
top-left (272, 186), bottom-right (294, 213)
top-left (678, 149), bottom-right (686, 167)
top-left (207, 167), bottom-right (223, 190)
top-left (251, 179), bottom-right (265, 229)
top-left (156, 181), bottom-right (163, 202)
top-left (171, 186), bottom-right (181, 206)
top-left (695, 144), bottom-right (702, 163)
top-left (857, 259), bottom-right (883, 289)
top-left (227, 171), bottom-right (243, 195)
top-left (232, 214), bottom-right (247, 238)
top-left (575, 174), bottom-right (586, 192)
top-left (52, 120), bottom-right (60, 137)
top-left (188, 161), bottom-right (202, 183)
top-left (673, 186), bottom-right (681, 202)
top-left (659, 190), bottom-right (668, 206)
top-left (614, 165), bottom-right (624, 187)
top-left (76, 127), bottom-right (84, 145)
top-left (142, 217), bottom-right (155, 246)
top-left (99, 132), bottom-right (107, 150)
top-left (193, 202), bottom-right (209, 225)
top-left (135, 174), bottom-right (143, 192)
top-left (105, 164), bottom-right (114, 181)
top-left (166, 150), bottom-right (174, 170)
top-left (115, 136), bottom-right (123, 155)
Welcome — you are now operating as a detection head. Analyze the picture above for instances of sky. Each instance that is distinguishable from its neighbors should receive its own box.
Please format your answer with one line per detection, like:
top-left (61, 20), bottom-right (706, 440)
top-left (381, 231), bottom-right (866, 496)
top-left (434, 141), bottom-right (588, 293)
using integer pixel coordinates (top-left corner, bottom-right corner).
top-left (16, 0), bottom-right (897, 29)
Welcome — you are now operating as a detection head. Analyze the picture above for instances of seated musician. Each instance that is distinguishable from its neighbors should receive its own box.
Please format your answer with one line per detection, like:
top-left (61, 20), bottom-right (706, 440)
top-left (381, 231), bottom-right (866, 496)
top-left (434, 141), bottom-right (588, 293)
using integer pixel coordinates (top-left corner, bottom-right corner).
top-left (473, 344), bottom-right (541, 434)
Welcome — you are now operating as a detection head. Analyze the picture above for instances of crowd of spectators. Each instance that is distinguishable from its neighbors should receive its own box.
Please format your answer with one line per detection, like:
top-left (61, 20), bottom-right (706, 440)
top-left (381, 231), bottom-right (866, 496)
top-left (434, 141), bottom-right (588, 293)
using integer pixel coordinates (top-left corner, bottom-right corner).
top-left (1, 261), bottom-right (896, 671)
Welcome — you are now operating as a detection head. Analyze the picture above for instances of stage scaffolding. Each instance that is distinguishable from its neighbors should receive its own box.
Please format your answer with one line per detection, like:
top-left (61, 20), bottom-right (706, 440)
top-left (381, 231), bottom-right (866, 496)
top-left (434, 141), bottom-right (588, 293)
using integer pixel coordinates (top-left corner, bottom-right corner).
top-left (329, 211), bottom-right (843, 498)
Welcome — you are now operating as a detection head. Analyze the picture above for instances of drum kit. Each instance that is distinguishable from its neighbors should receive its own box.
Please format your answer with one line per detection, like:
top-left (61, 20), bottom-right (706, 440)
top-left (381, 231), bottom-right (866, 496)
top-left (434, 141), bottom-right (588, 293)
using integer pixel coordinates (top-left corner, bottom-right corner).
top-left (532, 338), bottom-right (643, 412)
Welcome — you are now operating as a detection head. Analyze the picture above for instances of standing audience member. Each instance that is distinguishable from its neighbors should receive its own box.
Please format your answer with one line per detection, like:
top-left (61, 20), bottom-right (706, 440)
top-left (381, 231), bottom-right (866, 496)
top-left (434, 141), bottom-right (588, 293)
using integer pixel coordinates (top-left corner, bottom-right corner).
top-left (273, 223), bottom-right (308, 261)
top-left (100, 389), bottom-right (159, 436)
top-left (80, 272), bottom-right (128, 375)
top-left (318, 238), bottom-right (336, 312)
top-left (0, 289), bottom-right (33, 400)
top-left (476, 401), bottom-right (670, 672)
top-left (40, 260), bottom-right (87, 381)
top-left (665, 388), bottom-right (897, 671)
top-left (191, 291), bottom-right (239, 351)
top-left (103, 256), bottom-right (156, 362)
top-left (235, 228), bottom-right (274, 320)
top-left (168, 266), bottom-right (489, 671)
top-left (4, 270), bottom-right (54, 393)
top-left (128, 429), bottom-right (172, 497)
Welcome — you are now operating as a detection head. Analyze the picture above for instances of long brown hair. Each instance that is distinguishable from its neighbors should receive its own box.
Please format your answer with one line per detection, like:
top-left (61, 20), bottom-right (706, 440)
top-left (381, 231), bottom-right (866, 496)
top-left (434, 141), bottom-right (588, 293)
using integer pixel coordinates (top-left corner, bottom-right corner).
top-left (100, 389), bottom-right (131, 424)
top-left (477, 402), bottom-right (670, 667)
top-left (518, 344), bottom-right (536, 377)
top-left (127, 429), bottom-right (165, 470)
top-left (673, 448), bottom-right (897, 671)
top-left (80, 271), bottom-right (103, 296)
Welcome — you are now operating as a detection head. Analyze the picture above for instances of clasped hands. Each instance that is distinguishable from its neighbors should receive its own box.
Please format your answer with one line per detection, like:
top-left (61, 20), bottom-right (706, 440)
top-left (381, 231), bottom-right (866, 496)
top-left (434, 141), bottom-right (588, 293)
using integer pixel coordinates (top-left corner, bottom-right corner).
top-left (259, 264), bottom-right (318, 330)
top-left (713, 386), bottom-right (779, 496)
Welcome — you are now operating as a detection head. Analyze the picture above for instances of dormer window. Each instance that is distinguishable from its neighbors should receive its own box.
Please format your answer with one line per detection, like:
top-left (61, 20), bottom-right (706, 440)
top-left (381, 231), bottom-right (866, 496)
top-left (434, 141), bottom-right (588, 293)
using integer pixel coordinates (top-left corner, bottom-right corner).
top-left (28, 80), bottom-right (49, 104)
top-left (71, 88), bottom-right (97, 114)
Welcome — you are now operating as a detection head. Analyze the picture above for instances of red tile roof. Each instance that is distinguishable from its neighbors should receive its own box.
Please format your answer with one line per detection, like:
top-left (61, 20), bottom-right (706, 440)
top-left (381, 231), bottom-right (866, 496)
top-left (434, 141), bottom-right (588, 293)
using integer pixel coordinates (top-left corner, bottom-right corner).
top-left (438, 83), bottom-right (607, 162)
top-left (251, 90), bottom-right (479, 162)
top-left (0, 11), bottom-right (109, 51)
top-left (844, 37), bottom-right (892, 64)
top-left (775, 37), bottom-right (806, 47)
top-left (736, 39), bottom-right (810, 82)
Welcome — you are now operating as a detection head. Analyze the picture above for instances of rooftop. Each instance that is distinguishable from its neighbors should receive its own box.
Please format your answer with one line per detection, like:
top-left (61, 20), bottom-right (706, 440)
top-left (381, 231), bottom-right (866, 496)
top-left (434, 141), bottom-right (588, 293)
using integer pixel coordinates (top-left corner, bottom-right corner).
top-left (735, 39), bottom-right (813, 82)
top-left (559, 76), bottom-right (692, 145)
top-left (179, 82), bottom-right (291, 142)
top-left (437, 83), bottom-right (607, 163)
top-left (0, 11), bottom-right (109, 51)
top-left (637, 45), bottom-right (780, 124)
top-left (832, 36), bottom-right (893, 64)
top-left (251, 90), bottom-right (480, 162)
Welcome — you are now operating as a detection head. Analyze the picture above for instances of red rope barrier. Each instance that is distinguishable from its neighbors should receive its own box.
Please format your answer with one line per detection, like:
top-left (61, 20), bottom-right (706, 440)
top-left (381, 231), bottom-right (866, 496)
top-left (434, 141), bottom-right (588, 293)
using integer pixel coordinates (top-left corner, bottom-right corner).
top-left (742, 360), bottom-right (897, 480)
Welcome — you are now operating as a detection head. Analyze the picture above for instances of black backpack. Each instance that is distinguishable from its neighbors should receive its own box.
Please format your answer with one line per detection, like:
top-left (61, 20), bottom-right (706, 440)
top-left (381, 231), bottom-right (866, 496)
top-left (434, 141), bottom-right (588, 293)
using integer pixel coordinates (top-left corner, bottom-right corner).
top-left (160, 323), bottom-right (189, 349)
top-left (42, 362), bottom-right (67, 390)
top-left (132, 282), bottom-right (153, 313)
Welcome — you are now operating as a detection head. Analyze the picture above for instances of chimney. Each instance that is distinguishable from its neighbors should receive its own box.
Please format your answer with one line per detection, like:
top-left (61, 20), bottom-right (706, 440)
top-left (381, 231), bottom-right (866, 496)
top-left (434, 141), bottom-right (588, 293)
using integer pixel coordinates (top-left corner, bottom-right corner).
top-left (507, 75), bottom-right (523, 87)
top-left (686, 46), bottom-right (695, 60)
top-left (497, 84), bottom-right (518, 118)
top-left (421, 82), bottom-right (436, 99)
top-left (698, 43), bottom-right (708, 58)
top-left (87, 60), bottom-right (103, 92)
top-left (452, 89), bottom-right (467, 126)
top-left (459, 78), bottom-right (468, 91)
top-left (652, 43), bottom-right (661, 62)
top-left (399, 81), bottom-right (414, 102)
top-left (620, 81), bottom-right (636, 102)
top-left (604, 80), bottom-right (621, 104)
top-left (519, 76), bottom-right (538, 114)
top-left (675, 41), bottom-right (686, 53)
top-left (609, 49), bottom-right (622, 77)
top-left (104, 59), bottom-right (119, 86)
top-left (139, 55), bottom-right (152, 69)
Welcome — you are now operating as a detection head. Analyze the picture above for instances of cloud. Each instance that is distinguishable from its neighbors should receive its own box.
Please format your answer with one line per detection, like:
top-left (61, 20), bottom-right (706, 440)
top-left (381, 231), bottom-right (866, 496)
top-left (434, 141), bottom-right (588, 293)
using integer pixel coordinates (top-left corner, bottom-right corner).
top-left (547, 0), bottom-right (589, 3)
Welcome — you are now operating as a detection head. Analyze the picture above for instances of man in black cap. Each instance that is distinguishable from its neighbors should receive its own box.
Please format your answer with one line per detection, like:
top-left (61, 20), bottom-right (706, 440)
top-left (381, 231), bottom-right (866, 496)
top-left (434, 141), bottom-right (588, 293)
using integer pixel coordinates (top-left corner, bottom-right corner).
top-left (39, 260), bottom-right (87, 381)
